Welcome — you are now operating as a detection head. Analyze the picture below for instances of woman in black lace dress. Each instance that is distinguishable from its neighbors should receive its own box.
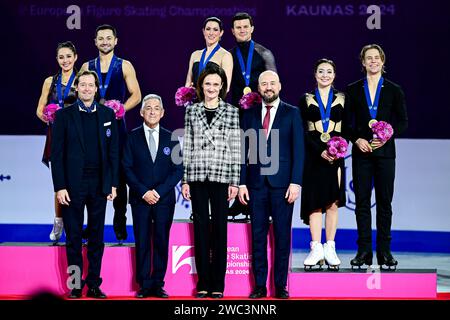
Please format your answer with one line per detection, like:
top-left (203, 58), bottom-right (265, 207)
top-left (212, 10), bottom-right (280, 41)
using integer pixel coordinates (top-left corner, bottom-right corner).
top-left (298, 58), bottom-right (347, 270)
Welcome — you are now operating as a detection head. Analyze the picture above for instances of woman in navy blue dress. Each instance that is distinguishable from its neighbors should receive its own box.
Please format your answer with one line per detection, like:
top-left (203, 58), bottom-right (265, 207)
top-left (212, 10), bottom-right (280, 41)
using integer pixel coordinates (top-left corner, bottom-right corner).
top-left (36, 41), bottom-right (78, 242)
top-left (185, 17), bottom-right (233, 91)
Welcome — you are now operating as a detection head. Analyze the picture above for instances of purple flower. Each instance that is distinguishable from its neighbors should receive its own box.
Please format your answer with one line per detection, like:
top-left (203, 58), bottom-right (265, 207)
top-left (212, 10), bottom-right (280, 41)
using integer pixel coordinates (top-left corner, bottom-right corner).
top-left (371, 121), bottom-right (394, 143)
top-left (175, 87), bottom-right (197, 107)
top-left (326, 136), bottom-right (348, 159)
top-left (104, 100), bottom-right (125, 120)
top-left (239, 92), bottom-right (262, 110)
top-left (42, 103), bottom-right (62, 123)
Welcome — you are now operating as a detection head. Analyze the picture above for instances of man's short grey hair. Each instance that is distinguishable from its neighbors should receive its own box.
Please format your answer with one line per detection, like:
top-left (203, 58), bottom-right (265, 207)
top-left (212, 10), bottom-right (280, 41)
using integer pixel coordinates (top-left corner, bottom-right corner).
top-left (141, 94), bottom-right (164, 110)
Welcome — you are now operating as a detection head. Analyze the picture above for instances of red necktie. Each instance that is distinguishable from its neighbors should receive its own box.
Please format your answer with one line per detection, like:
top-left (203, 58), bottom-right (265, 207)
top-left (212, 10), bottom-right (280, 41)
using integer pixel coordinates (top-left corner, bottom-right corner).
top-left (262, 105), bottom-right (272, 137)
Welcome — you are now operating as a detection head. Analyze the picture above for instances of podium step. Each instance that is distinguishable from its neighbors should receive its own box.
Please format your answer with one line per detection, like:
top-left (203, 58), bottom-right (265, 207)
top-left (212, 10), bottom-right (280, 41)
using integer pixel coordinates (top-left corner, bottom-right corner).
top-left (288, 267), bottom-right (436, 298)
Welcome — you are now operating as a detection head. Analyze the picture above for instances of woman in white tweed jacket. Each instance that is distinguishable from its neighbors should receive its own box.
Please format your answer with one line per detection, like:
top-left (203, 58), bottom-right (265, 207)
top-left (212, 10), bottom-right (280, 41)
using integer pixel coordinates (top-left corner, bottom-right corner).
top-left (182, 65), bottom-right (240, 299)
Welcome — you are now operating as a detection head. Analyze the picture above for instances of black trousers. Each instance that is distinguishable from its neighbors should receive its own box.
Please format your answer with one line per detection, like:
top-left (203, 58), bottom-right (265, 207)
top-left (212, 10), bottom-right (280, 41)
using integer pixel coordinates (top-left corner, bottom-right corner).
top-left (352, 155), bottom-right (395, 253)
top-left (113, 167), bottom-right (128, 225)
top-left (62, 171), bottom-right (107, 289)
top-left (113, 119), bottom-right (128, 229)
top-left (190, 180), bottom-right (229, 293)
top-left (131, 201), bottom-right (174, 290)
top-left (249, 179), bottom-right (294, 288)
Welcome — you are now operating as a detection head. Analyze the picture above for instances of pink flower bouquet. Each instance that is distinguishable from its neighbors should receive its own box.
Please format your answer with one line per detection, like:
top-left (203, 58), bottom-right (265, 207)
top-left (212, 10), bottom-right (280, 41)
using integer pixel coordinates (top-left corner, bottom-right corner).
top-left (326, 136), bottom-right (348, 159)
top-left (175, 87), bottom-right (197, 107)
top-left (104, 100), bottom-right (125, 120)
top-left (371, 121), bottom-right (394, 143)
top-left (42, 103), bottom-right (62, 123)
top-left (239, 92), bottom-right (262, 110)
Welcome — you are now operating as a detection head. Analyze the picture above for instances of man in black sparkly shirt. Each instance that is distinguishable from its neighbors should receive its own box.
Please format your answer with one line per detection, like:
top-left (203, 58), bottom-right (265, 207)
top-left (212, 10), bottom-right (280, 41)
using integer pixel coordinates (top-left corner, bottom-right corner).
top-left (229, 12), bottom-right (277, 108)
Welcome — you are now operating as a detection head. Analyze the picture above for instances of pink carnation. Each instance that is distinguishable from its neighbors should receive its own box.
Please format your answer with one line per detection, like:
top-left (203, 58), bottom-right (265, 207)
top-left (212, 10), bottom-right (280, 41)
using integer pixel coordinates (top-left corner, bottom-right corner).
top-left (328, 146), bottom-right (338, 156)
top-left (371, 121), bottom-right (394, 143)
top-left (239, 92), bottom-right (262, 110)
top-left (104, 100), bottom-right (125, 120)
top-left (175, 87), bottom-right (197, 107)
top-left (326, 136), bottom-right (348, 159)
top-left (42, 103), bottom-right (62, 123)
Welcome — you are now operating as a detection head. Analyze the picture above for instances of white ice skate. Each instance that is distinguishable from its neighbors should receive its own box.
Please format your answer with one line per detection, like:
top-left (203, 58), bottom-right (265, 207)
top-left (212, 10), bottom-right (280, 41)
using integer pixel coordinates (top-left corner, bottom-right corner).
top-left (49, 218), bottom-right (64, 243)
top-left (303, 241), bottom-right (325, 271)
top-left (324, 240), bottom-right (341, 271)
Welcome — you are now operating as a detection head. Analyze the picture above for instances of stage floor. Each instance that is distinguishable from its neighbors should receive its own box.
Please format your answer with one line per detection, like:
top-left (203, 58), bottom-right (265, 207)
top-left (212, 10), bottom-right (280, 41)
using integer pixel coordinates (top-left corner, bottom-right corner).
top-left (1, 242), bottom-right (448, 294)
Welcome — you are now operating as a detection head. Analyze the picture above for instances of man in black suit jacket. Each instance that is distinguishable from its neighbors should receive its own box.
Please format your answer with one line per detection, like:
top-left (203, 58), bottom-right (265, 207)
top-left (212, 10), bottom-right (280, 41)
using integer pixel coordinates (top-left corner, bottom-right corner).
top-left (51, 70), bottom-right (119, 299)
top-left (344, 44), bottom-right (408, 269)
top-left (122, 94), bottom-right (183, 298)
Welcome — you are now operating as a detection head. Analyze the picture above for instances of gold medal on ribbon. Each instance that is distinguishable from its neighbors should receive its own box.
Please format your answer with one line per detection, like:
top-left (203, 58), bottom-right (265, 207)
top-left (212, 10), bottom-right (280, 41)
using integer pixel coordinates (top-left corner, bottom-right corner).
top-left (243, 87), bottom-right (252, 95)
top-left (368, 119), bottom-right (378, 128)
top-left (320, 132), bottom-right (331, 143)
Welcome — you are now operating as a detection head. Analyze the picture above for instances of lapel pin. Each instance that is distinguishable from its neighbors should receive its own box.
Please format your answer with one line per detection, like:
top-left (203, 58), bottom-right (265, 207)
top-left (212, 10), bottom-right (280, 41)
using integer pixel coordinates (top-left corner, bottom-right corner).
top-left (163, 147), bottom-right (170, 155)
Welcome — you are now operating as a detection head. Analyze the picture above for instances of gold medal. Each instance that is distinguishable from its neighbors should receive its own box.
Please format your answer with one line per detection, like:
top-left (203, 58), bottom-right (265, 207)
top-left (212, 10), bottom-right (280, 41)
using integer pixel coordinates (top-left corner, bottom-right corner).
top-left (368, 119), bottom-right (378, 128)
top-left (320, 133), bottom-right (331, 143)
top-left (243, 87), bottom-right (252, 95)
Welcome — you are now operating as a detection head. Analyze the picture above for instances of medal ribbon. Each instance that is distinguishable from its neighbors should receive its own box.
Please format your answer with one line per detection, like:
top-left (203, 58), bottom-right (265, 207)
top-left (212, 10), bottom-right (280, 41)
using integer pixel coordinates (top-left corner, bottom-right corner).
top-left (315, 88), bottom-right (334, 133)
top-left (96, 55), bottom-right (117, 99)
top-left (56, 71), bottom-right (75, 107)
top-left (197, 44), bottom-right (221, 78)
top-left (364, 77), bottom-right (384, 119)
top-left (236, 40), bottom-right (255, 87)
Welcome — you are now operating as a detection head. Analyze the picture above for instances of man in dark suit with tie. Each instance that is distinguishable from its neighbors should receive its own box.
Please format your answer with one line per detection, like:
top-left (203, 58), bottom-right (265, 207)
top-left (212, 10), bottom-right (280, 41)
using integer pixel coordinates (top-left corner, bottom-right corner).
top-left (239, 71), bottom-right (305, 299)
top-left (51, 70), bottom-right (119, 299)
top-left (122, 94), bottom-right (183, 298)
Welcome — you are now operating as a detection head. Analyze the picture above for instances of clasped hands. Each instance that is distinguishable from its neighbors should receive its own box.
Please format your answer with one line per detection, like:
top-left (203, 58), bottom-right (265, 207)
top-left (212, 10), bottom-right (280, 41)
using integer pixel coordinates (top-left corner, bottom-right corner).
top-left (143, 189), bottom-right (160, 205)
top-left (238, 184), bottom-right (300, 205)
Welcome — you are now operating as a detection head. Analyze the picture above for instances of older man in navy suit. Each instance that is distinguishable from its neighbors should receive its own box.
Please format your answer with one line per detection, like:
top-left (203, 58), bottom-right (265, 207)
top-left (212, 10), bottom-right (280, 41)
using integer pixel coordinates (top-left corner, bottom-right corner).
top-left (123, 94), bottom-right (183, 298)
top-left (51, 70), bottom-right (119, 299)
top-left (239, 71), bottom-right (305, 299)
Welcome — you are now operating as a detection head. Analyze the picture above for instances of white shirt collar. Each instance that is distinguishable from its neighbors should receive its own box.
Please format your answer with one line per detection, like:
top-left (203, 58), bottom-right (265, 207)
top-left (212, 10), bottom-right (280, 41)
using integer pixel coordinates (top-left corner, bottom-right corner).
top-left (143, 123), bottom-right (160, 133)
